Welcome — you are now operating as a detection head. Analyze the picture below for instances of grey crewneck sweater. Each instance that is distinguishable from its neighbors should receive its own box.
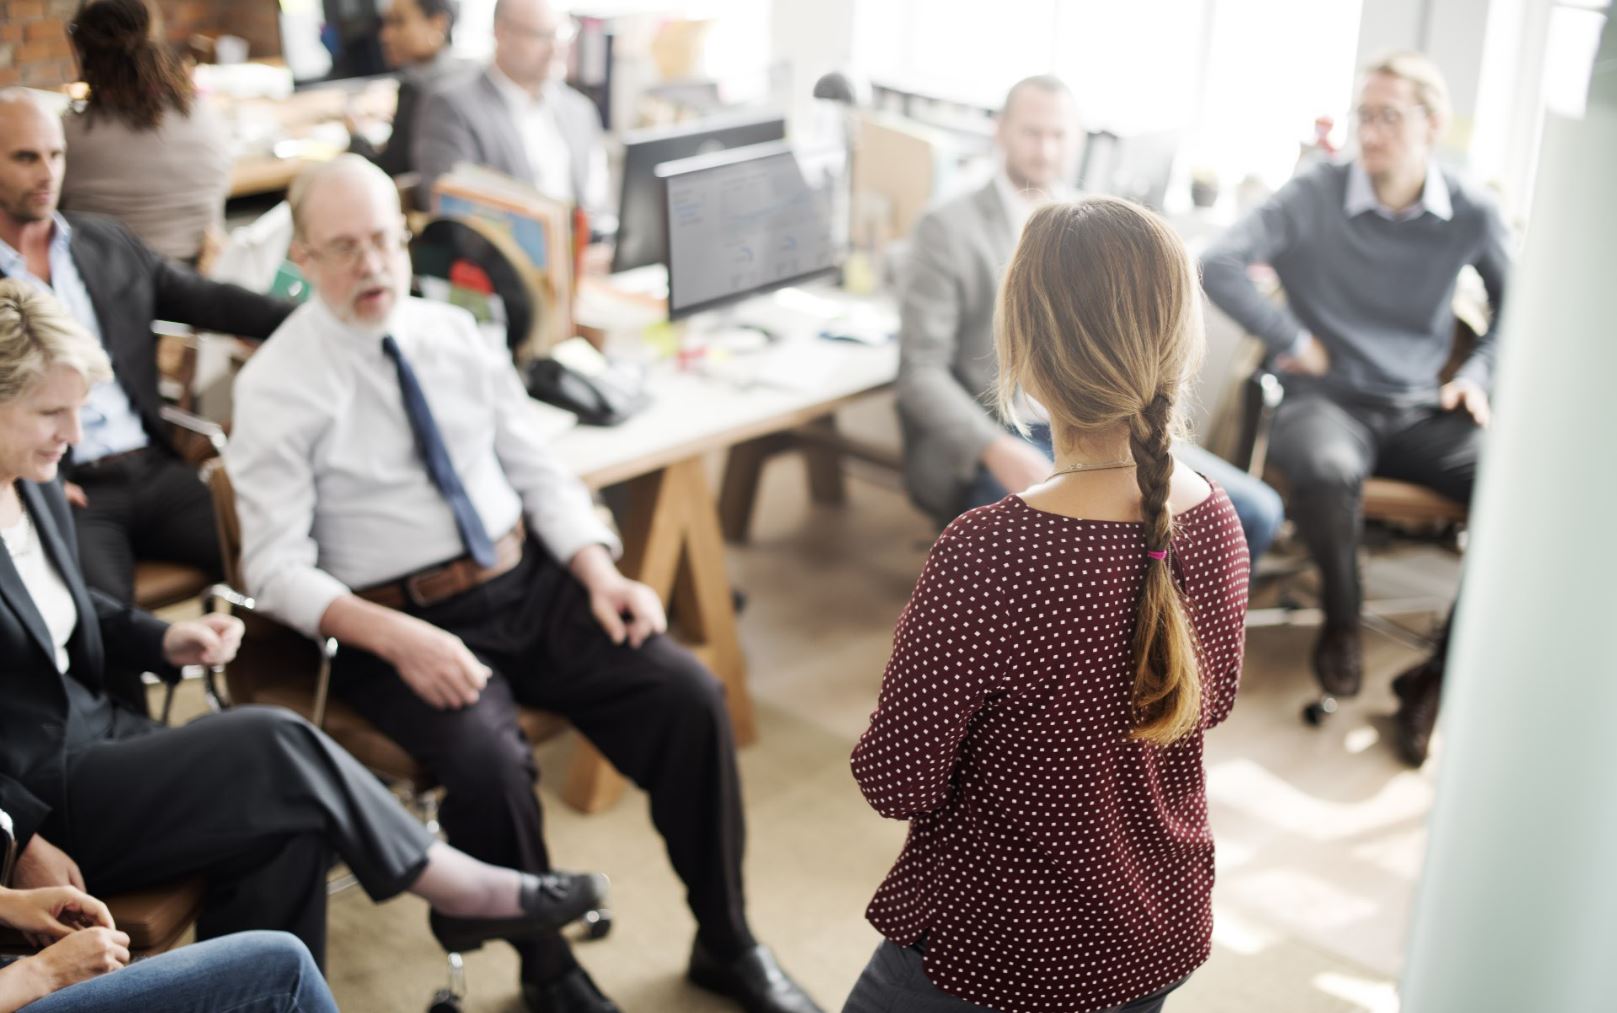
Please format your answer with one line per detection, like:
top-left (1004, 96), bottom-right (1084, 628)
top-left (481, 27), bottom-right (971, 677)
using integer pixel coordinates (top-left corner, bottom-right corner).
top-left (1201, 160), bottom-right (1511, 402)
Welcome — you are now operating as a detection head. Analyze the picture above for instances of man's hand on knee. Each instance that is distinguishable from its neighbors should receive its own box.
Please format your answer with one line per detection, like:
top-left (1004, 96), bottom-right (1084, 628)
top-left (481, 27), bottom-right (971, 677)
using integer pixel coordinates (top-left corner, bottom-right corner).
top-left (381, 614), bottom-right (491, 710)
top-left (569, 545), bottom-right (668, 649)
top-left (1275, 333), bottom-right (1330, 378)
top-left (1439, 378), bottom-right (1491, 428)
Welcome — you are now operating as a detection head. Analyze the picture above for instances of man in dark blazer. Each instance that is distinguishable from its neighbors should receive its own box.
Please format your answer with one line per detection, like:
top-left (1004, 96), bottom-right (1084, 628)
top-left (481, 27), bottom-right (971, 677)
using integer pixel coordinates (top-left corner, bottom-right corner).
top-left (0, 91), bottom-right (291, 658)
top-left (413, 0), bottom-right (608, 216)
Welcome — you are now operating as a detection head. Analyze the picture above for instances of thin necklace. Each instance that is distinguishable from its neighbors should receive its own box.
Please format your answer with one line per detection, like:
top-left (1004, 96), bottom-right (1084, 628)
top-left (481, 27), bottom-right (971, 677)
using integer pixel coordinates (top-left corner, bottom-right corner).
top-left (1047, 458), bottom-right (1134, 480)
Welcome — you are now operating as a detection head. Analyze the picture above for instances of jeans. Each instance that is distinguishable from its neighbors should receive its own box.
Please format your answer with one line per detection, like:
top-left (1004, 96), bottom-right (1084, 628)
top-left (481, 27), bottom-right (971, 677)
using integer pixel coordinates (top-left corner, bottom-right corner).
top-left (961, 427), bottom-right (1284, 562)
top-left (842, 939), bottom-right (1185, 1013)
top-left (21, 931), bottom-right (337, 1013)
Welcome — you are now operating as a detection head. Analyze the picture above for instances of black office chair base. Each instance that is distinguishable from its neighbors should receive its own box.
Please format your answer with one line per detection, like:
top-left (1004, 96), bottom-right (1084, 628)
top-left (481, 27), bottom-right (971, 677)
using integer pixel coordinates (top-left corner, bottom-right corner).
top-left (427, 992), bottom-right (463, 1013)
top-left (423, 909), bottom-right (612, 1011)
top-left (1301, 694), bottom-right (1340, 726)
top-left (574, 907), bottom-right (613, 941)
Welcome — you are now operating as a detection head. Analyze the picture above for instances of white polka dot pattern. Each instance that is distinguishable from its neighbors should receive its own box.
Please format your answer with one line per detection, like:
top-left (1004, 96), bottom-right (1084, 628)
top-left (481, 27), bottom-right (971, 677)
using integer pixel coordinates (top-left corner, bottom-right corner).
top-left (851, 487), bottom-right (1250, 1013)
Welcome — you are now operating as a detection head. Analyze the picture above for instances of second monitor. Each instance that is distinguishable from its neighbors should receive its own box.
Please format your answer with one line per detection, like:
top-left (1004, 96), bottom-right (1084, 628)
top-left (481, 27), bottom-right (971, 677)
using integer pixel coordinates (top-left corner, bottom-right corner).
top-left (659, 141), bottom-right (849, 320)
top-left (611, 110), bottom-right (788, 275)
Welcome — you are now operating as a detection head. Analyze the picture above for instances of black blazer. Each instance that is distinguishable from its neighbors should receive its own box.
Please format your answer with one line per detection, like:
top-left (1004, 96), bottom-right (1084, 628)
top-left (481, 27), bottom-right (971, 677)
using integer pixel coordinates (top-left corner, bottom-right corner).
top-left (0, 213), bottom-right (294, 464)
top-left (0, 479), bottom-right (171, 849)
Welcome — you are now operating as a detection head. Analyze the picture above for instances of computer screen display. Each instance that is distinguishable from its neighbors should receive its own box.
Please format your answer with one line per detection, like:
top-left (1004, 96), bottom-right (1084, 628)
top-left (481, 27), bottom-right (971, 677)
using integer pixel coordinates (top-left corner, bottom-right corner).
top-left (610, 111), bottom-right (787, 275)
top-left (659, 142), bottom-right (848, 319)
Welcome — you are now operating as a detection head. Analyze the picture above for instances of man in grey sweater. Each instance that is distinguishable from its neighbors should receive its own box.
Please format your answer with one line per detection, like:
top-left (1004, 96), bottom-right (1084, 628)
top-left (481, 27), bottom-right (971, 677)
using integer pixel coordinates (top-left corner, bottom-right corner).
top-left (1202, 51), bottom-right (1511, 765)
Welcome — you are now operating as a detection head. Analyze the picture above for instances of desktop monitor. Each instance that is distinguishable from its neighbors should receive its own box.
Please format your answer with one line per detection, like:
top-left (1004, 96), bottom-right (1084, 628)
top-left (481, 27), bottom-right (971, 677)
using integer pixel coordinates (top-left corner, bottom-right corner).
top-left (658, 142), bottom-right (849, 320)
top-left (610, 111), bottom-right (788, 275)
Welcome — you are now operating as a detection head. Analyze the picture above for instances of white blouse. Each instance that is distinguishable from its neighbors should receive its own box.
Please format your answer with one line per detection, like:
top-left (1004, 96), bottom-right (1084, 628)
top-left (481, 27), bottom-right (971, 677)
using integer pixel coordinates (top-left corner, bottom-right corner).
top-left (1, 507), bottom-right (78, 673)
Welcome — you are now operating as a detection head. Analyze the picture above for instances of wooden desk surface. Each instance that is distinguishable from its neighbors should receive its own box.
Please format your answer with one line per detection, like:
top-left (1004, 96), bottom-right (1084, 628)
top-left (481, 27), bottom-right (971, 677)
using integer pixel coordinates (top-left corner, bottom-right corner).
top-left (230, 155), bottom-right (313, 199)
top-left (554, 339), bottom-right (899, 490)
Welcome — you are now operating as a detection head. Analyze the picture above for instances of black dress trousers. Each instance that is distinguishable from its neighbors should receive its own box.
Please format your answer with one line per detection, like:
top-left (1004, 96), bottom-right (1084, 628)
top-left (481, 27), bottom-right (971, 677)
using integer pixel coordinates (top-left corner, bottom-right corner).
top-left (57, 705), bottom-right (435, 967)
top-left (330, 542), bottom-right (753, 980)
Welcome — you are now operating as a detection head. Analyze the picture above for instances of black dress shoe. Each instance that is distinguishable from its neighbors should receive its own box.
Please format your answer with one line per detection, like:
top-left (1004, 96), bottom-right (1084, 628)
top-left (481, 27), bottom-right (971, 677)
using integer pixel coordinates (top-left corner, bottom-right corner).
top-left (688, 940), bottom-right (825, 1013)
top-left (1392, 658), bottom-right (1443, 766)
top-left (429, 870), bottom-right (609, 953)
top-left (1314, 626), bottom-right (1363, 697)
top-left (522, 967), bottom-right (621, 1013)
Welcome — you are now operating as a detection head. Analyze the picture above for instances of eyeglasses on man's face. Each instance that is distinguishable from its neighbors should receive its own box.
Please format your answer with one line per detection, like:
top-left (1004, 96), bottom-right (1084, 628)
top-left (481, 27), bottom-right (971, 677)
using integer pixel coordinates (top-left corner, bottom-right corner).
top-left (306, 229), bottom-right (412, 269)
top-left (1353, 104), bottom-right (1428, 130)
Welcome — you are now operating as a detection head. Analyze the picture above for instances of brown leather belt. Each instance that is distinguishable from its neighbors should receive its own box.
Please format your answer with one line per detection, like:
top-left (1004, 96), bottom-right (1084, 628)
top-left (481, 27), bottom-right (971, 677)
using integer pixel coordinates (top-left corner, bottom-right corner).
top-left (357, 520), bottom-right (526, 610)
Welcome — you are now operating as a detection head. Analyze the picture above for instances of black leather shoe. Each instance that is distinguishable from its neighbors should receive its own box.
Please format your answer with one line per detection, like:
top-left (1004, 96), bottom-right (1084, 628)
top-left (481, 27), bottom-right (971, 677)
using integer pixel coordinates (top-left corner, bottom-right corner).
top-left (430, 870), bottom-right (609, 953)
top-left (522, 967), bottom-right (621, 1013)
top-left (688, 940), bottom-right (825, 1013)
top-left (1314, 626), bottom-right (1363, 697)
top-left (1392, 658), bottom-right (1443, 767)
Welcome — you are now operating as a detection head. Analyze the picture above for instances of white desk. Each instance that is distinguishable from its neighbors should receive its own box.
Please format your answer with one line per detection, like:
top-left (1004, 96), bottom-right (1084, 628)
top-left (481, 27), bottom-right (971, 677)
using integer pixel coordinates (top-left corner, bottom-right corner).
top-left (547, 331), bottom-right (898, 810)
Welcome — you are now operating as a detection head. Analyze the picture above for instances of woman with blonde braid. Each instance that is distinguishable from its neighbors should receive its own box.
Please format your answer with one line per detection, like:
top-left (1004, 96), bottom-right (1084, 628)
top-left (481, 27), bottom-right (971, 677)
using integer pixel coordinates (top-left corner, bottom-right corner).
top-left (847, 198), bottom-right (1250, 1013)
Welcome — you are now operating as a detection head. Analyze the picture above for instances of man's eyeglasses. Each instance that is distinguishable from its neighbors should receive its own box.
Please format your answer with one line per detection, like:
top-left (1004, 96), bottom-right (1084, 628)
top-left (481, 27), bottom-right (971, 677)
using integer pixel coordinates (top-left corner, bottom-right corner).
top-left (499, 19), bottom-right (578, 45)
top-left (1353, 104), bottom-right (1428, 130)
top-left (306, 230), bottom-right (412, 269)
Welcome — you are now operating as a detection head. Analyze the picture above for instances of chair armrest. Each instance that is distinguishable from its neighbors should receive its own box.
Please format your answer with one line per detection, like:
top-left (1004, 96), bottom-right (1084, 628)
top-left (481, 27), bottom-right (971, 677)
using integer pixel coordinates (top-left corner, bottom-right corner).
top-left (1235, 370), bottom-right (1286, 478)
top-left (160, 405), bottom-right (228, 463)
top-left (207, 584), bottom-right (339, 728)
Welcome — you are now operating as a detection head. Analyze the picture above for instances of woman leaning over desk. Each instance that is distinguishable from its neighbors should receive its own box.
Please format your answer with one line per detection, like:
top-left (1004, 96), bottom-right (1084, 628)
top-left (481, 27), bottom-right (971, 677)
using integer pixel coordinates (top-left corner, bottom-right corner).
top-left (848, 197), bottom-right (1250, 1013)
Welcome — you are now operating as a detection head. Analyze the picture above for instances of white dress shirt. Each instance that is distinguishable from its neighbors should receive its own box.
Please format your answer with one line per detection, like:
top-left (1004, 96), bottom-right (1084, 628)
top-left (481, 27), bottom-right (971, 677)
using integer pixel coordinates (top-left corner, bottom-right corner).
top-left (227, 295), bottom-right (619, 638)
top-left (2, 507), bottom-right (77, 673)
top-left (0, 216), bottom-right (149, 462)
top-left (1344, 159), bottom-right (1454, 223)
top-left (993, 170), bottom-right (1070, 426)
top-left (486, 66), bottom-right (610, 212)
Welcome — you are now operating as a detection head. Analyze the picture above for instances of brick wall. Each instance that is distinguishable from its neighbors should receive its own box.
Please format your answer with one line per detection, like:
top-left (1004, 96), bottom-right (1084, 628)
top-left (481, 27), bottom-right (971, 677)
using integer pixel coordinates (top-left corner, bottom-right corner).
top-left (0, 0), bottom-right (282, 89)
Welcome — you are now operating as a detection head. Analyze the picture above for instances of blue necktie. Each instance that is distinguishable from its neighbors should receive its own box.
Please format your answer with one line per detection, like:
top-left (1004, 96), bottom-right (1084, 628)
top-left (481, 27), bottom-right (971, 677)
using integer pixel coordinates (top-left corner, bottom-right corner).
top-left (380, 335), bottom-right (498, 568)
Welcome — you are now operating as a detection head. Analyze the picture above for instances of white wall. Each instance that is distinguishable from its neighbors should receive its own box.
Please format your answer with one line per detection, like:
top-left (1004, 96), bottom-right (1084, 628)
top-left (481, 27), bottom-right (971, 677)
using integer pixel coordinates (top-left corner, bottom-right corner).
top-left (1400, 19), bottom-right (1617, 1011)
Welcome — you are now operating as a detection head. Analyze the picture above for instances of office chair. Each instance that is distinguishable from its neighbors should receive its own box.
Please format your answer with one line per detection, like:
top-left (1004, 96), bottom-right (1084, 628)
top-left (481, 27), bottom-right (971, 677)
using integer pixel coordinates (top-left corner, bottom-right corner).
top-left (1232, 320), bottom-right (1474, 726)
top-left (2, 798), bottom-right (206, 961)
top-left (203, 463), bottom-right (611, 1012)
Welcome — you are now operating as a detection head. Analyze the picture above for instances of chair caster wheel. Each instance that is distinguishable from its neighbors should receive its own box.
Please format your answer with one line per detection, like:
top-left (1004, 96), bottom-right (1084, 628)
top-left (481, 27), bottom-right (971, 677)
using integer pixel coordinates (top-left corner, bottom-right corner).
top-left (579, 907), bottom-right (612, 941)
top-left (1302, 696), bottom-right (1338, 726)
top-left (427, 990), bottom-right (462, 1013)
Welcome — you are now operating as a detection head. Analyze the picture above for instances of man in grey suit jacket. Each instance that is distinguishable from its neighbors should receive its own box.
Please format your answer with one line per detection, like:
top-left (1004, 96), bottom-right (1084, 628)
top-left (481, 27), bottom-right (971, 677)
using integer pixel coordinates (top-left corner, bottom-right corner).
top-left (897, 75), bottom-right (1283, 559)
top-left (414, 0), bottom-right (608, 216)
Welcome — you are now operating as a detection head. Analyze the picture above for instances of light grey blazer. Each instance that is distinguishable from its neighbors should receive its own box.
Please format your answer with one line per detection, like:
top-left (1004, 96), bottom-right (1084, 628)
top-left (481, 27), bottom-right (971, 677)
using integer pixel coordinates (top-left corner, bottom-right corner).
top-left (413, 69), bottom-right (604, 212)
top-left (896, 180), bottom-right (1020, 520)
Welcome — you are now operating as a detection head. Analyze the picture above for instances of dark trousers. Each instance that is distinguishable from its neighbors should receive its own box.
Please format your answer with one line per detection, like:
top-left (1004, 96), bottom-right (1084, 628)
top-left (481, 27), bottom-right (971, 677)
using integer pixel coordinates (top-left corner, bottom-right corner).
top-left (331, 544), bottom-right (752, 982)
top-left (57, 706), bottom-right (435, 968)
top-left (68, 447), bottom-right (223, 599)
top-left (842, 940), bottom-right (1185, 1013)
top-left (1267, 387), bottom-right (1480, 652)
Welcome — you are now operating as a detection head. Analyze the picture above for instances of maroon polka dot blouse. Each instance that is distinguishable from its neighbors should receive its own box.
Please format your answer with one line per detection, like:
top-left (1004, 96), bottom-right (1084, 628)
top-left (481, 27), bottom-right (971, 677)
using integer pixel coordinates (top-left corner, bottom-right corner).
top-left (852, 487), bottom-right (1250, 1012)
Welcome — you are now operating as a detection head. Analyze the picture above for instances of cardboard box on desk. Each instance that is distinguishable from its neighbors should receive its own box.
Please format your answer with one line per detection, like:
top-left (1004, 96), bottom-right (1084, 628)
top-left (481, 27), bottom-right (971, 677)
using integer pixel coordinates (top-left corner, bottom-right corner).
top-left (430, 165), bottom-right (575, 358)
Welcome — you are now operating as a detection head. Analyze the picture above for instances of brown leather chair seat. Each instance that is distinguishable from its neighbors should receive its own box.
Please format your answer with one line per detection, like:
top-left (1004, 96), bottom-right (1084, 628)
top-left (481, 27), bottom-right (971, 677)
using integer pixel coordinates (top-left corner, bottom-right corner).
top-left (133, 560), bottom-right (213, 613)
top-left (1361, 477), bottom-right (1468, 526)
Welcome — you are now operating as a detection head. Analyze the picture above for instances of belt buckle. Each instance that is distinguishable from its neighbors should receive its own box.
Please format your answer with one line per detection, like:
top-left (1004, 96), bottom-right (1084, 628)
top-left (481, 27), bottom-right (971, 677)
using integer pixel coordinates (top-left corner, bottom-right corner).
top-left (404, 568), bottom-right (449, 609)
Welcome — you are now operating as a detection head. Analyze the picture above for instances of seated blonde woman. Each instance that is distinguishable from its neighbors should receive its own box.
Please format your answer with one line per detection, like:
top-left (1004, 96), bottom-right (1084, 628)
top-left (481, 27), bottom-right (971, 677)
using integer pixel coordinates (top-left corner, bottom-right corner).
top-left (0, 279), bottom-right (609, 979)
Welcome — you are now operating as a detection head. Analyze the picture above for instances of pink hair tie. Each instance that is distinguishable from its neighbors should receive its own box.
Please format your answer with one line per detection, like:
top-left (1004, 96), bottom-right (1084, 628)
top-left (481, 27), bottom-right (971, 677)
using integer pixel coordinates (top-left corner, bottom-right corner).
top-left (1146, 550), bottom-right (1168, 561)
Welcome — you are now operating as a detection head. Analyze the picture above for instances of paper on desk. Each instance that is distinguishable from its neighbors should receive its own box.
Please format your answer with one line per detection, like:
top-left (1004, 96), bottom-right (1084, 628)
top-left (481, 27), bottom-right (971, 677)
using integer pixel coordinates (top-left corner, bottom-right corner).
top-left (736, 342), bottom-right (852, 392)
